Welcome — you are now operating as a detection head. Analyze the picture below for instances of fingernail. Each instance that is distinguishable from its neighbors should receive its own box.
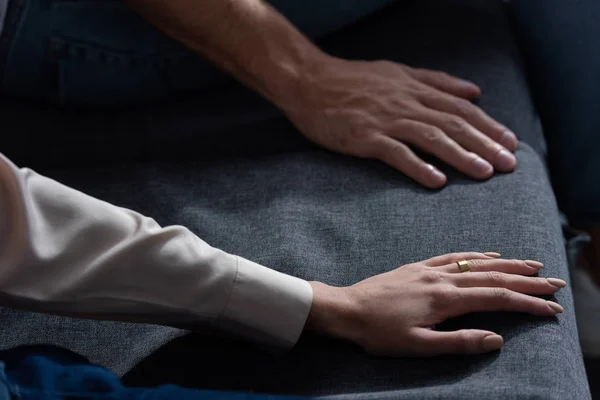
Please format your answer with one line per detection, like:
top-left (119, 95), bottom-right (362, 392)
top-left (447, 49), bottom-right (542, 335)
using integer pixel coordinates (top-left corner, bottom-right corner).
top-left (495, 149), bottom-right (516, 171)
top-left (502, 130), bottom-right (519, 149)
top-left (547, 301), bottom-right (564, 314)
top-left (482, 334), bottom-right (504, 351)
top-left (473, 157), bottom-right (493, 177)
top-left (547, 278), bottom-right (567, 288)
top-left (525, 260), bottom-right (544, 269)
top-left (427, 164), bottom-right (446, 184)
top-left (484, 252), bottom-right (501, 258)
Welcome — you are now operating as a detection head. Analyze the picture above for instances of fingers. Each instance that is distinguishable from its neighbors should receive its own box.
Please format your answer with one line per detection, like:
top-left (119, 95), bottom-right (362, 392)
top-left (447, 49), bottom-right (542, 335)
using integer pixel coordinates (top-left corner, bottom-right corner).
top-left (388, 120), bottom-right (493, 180)
top-left (415, 108), bottom-right (517, 173)
top-left (369, 135), bottom-right (447, 188)
top-left (413, 328), bottom-right (503, 355)
top-left (406, 67), bottom-right (518, 152)
top-left (420, 92), bottom-right (519, 152)
top-left (437, 258), bottom-right (543, 275)
top-left (451, 271), bottom-right (565, 295)
top-left (451, 287), bottom-right (564, 318)
top-left (425, 252), bottom-right (500, 267)
top-left (405, 67), bottom-right (481, 100)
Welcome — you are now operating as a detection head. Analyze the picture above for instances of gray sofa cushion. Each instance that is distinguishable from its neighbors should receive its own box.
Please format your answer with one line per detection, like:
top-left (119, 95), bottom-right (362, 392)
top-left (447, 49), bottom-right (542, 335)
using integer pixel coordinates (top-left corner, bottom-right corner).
top-left (0, 0), bottom-right (590, 399)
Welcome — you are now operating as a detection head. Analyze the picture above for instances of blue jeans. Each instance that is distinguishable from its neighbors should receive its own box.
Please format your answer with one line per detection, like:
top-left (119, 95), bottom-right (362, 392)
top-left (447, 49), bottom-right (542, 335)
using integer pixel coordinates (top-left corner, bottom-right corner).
top-left (0, 0), bottom-right (395, 106)
top-left (509, 0), bottom-right (600, 224)
top-left (0, 346), bottom-right (307, 400)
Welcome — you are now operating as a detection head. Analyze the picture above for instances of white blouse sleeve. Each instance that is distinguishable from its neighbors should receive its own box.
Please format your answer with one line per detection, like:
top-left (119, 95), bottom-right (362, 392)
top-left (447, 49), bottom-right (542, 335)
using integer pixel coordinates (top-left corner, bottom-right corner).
top-left (0, 153), bottom-right (313, 349)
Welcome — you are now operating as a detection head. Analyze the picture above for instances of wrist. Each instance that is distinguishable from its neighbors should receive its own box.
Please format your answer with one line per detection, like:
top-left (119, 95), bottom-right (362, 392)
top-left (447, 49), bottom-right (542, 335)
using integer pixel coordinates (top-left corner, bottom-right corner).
top-left (306, 281), bottom-right (360, 343)
top-left (260, 46), bottom-right (331, 108)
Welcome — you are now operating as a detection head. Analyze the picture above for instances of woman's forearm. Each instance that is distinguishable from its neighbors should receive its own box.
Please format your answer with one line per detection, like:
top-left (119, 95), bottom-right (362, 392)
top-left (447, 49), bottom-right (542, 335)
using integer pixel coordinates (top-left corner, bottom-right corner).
top-left (125, 0), bottom-right (326, 105)
top-left (0, 153), bottom-right (312, 349)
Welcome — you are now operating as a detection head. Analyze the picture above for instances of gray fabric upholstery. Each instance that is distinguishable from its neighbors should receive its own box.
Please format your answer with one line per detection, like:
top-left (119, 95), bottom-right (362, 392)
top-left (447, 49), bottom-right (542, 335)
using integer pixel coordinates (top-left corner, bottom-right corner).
top-left (0, 0), bottom-right (590, 398)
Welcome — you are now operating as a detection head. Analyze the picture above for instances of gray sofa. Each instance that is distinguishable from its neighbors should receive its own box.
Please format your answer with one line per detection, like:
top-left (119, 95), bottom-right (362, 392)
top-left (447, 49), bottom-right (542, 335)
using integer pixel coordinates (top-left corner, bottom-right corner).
top-left (0, 0), bottom-right (592, 398)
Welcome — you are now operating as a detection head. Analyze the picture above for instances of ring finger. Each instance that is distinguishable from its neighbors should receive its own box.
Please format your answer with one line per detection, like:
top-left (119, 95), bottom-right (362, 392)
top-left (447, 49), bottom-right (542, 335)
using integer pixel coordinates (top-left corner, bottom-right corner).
top-left (388, 119), bottom-right (494, 180)
top-left (369, 135), bottom-right (447, 188)
top-left (419, 90), bottom-right (519, 151)
top-left (438, 258), bottom-right (544, 275)
top-left (415, 108), bottom-right (517, 173)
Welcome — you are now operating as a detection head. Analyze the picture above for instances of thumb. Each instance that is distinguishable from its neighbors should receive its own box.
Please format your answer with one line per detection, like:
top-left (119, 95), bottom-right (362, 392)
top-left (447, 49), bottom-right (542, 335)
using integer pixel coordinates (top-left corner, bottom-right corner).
top-left (414, 328), bottom-right (504, 355)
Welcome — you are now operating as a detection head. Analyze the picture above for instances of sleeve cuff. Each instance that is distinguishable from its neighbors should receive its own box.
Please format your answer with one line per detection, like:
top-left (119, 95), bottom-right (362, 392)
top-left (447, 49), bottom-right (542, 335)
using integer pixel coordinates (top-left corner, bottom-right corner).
top-left (212, 255), bottom-right (313, 349)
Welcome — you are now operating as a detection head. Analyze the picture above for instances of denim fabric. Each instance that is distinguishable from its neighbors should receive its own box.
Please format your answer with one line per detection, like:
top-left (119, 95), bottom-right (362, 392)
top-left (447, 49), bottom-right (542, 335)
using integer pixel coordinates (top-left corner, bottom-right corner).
top-left (509, 0), bottom-right (600, 224)
top-left (0, 0), bottom-right (591, 399)
top-left (0, 346), bottom-right (307, 400)
top-left (0, 0), bottom-right (394, 106)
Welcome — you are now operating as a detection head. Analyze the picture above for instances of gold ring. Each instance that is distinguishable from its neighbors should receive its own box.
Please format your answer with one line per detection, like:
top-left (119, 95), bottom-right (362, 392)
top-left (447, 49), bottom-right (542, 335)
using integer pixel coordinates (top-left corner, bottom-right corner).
top-left (457, 260), bottom-right (471, 273)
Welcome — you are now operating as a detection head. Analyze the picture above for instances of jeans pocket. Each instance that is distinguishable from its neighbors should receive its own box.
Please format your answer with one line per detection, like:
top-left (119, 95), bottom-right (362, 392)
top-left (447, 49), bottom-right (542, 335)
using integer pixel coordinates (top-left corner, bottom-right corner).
top-left (48, 0), bottom-right (225, 106)
top-left (49, 37), bottom-right (163, 106)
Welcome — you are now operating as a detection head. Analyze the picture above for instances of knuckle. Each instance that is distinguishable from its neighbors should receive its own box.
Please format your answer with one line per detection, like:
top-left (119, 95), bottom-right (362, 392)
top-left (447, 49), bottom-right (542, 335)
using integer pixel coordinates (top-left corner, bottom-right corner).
top-left (403, 80), bottom-right (425, 94)
top-left (337, 126), bottom-right (367, 153)
top-left (533, 277), bottom-right (549, 286)
top-left (490, 287), bottom-right (511, 300)
top-left (391, 142), bottom-right (412, 160)
top-left (420, 270), bottom-right (446, 284)
top-left (365, 138), bottom-right (388, 160)
top-left (348, 125), bottom-right (369, 142)
top-left (484, 270), bottom-right (504, 282)
top-left (510, 259), bottom-right (528, 270)
top-left (455, 99), bottom-right (476, 117)
top-left (469, 259), bottom-right (486, 270)
top-left (456, 331), bottom-right (477, 353)
top-left (421, 127), bottom-right (444, 144)
top-left (385, 142), bottom-right (406, 160)
top-left (445, 116), bottom-right (469, 134)
top-left (431, 286), bottom-right (460, 308)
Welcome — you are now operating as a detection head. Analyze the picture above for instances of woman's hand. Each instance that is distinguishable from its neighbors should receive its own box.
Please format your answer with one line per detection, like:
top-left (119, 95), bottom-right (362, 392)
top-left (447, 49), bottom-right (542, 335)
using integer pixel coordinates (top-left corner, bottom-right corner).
top-left (280, 57), bottom-right (519, 188)
top-left (307, 252), bottom-right (565, 356)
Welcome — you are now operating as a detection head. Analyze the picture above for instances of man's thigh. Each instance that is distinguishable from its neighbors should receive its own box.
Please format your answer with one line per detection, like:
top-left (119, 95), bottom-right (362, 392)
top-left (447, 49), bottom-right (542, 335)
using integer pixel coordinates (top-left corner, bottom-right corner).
top-left (1, 0), bottom-right (394, 106)
top-left (510, 0), bottom-right (600, 222)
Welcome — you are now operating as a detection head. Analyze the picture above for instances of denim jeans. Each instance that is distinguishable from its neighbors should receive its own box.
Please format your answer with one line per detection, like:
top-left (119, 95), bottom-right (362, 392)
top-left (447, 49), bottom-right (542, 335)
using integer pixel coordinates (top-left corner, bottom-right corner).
top-left (0, 0), bottom-right (395, 106)
top-left (0, 346), bottom-right (307, 400)
top-left (509, 0), bottom-right (600, 224)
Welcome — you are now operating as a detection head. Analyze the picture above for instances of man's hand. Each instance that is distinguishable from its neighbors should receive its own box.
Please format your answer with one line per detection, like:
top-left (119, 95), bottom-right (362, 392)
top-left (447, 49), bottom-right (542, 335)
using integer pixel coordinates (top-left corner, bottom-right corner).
top-left (128, 0), bottom-right (517, 188)
top-left (307, 252), bottom-right (564, 356)
top-left (279, 57), bottom-right (518, 188)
